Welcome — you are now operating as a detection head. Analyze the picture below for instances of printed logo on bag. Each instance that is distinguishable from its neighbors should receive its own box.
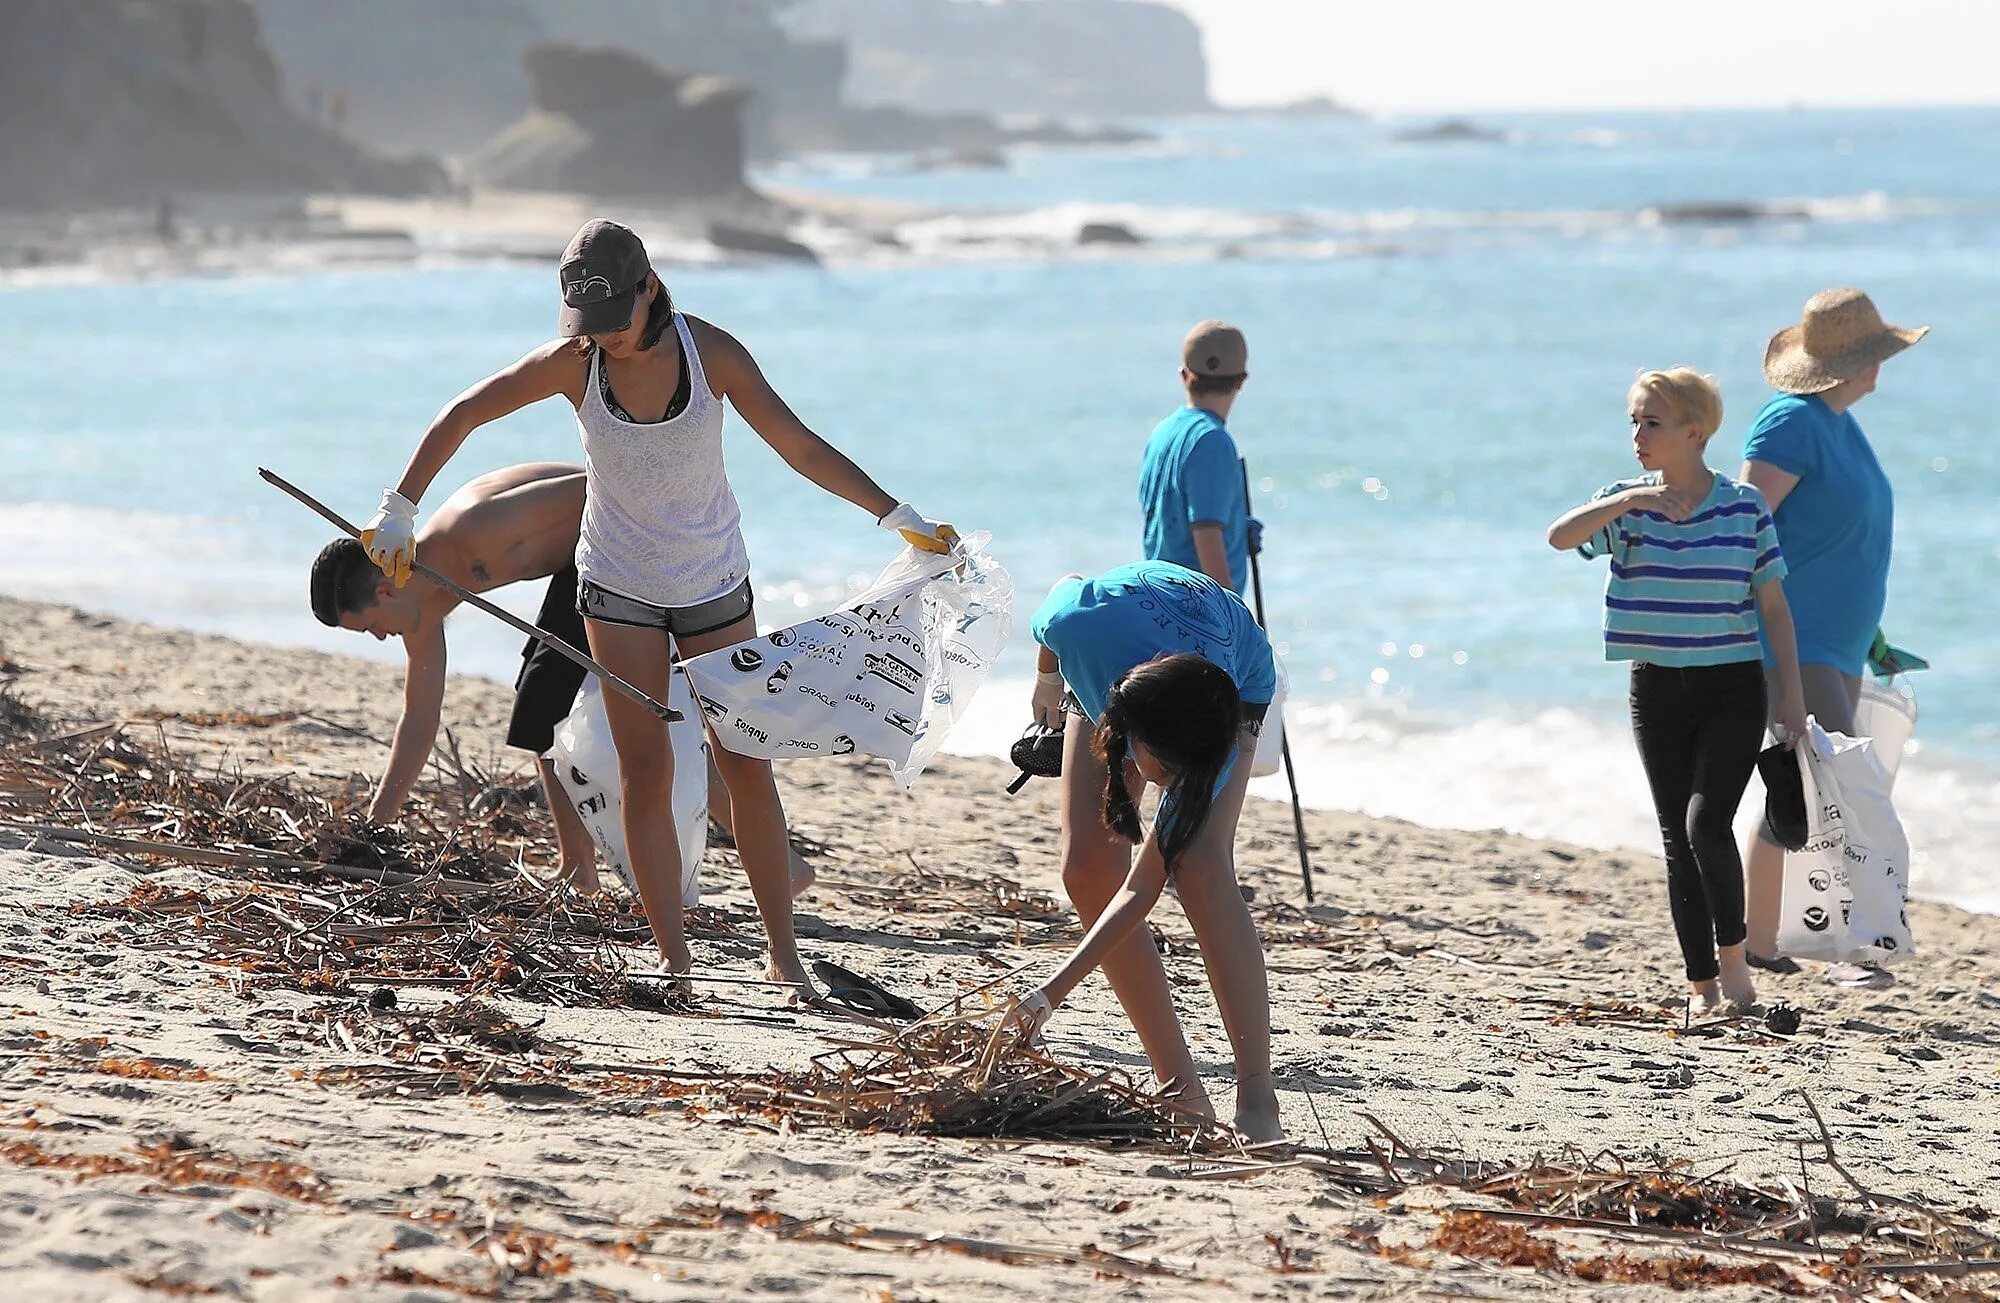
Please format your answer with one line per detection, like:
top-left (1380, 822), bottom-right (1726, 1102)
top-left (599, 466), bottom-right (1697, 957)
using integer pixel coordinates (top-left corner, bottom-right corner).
top-left (570, 765), bottom-right (590, 787)
top-left (1877, 935), bottom-right (1899, 951)
top-left (732, 717), bottom-right (770, 745)
top-left (731, 647), bottom-right (764, 673)
top-left (830, 734), bottom-right (856, 754)
top-left (779, 738), bottom-right (821, 751)
top-left (864, 652), bottom-right (923, 694)
top-left (800, 683), bottom-right (839, 708)
top-left (1802, 906), bottom-right (1830, 932)
top-left (577, 793), bottom-right (608, 817)
top-left (765, 661), bottom-right (794, 694)
top-left (1807, 869), bottom-right (1831, 893)
top-left (699, 696), bottom-right (728, 720)
top-left (845, 692), bottom-right (877, 714)
top-left (768, 629), bottom-right (796, 648)
top-left (885, 710), bottom-right (918, 737)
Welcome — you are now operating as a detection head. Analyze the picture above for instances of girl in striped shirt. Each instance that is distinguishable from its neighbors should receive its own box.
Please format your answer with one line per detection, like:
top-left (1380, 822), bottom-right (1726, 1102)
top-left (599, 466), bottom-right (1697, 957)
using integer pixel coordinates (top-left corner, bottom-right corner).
top-left (1548, 368), bottom-right (1808, 1016)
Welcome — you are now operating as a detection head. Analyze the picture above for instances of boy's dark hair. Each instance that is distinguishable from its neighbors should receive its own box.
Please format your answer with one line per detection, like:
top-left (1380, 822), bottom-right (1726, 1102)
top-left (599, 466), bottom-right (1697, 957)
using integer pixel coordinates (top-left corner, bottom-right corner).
top-left (310, 537), bottom-right (384, 627)
top-left (1187, 371), bottom-right (1246, 398)
top-left (1094, 652), bottom-right (1243, 872)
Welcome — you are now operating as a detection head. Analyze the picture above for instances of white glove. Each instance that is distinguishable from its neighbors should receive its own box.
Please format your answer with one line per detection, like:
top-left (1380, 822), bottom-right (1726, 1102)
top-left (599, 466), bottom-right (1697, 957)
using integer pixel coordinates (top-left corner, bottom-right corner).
top-left (360, 489), bottom-right (418, 588)
top-left (877, 503), bottom-right (958, 556)
top-left (1010, 989), bottom-right (1053, 1045)
top-left (1032, 669), bottom-right (1067, 731)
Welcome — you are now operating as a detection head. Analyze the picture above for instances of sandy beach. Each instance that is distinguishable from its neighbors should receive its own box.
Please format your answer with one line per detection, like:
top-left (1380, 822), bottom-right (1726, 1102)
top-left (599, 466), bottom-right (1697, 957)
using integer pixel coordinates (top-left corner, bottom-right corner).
top-left (2, 592), bottom-right (1997, 1301)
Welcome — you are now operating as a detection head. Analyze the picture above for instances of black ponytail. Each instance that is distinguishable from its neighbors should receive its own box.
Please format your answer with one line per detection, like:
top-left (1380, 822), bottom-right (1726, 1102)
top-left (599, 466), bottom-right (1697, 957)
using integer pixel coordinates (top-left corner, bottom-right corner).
top-left (1093, 653), bottom-right (1242, 873)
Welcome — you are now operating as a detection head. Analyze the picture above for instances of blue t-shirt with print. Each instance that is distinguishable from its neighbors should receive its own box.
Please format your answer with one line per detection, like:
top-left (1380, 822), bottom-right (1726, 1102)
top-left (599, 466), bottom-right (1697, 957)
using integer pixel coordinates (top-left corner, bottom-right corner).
top-left (1740, 393), bottom-right (1893, 675)
top-left (1139, 406), bottom-right (1250, 594)
top-left (1031, 561), bottom-right (1276, 723)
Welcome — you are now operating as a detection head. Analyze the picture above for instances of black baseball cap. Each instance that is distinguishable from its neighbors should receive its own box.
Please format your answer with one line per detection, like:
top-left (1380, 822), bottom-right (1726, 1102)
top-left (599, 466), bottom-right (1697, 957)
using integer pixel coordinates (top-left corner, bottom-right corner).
top-left (557, 219), bottom-right (651, 337)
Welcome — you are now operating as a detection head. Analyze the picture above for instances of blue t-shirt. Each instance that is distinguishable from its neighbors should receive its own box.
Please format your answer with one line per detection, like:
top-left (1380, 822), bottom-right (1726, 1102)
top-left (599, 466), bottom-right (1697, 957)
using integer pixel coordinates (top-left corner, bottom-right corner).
top-left (1139, 406), bottom-right (1250, 594)
top-left (1030, 561), bottom-right (1276, 723)
top-left (1740, 393), bottom-right (1893, 675)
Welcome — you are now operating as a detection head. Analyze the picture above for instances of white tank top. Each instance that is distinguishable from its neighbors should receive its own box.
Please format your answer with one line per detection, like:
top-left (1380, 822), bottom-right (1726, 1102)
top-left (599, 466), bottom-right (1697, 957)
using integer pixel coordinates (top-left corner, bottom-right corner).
top-left (574, 313), bottom-right (750, 608)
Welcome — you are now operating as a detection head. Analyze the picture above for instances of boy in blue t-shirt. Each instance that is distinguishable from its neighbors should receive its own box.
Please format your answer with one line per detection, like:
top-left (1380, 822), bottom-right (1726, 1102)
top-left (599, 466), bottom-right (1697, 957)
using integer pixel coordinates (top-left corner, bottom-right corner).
top-left (1139, 321), bottom-right (1256, 594)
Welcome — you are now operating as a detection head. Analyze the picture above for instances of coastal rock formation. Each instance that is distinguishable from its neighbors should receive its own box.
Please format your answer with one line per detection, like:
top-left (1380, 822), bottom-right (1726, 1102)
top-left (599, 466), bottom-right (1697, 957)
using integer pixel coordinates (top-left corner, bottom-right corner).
top-left (788, 0), bottom-right (1212, 117)
top-left (0, 0), bottom-right (442, 213)
top-left (465, 45), bottom-right (752, 201)
top-left (251, 0), bottom-right (1157, 164)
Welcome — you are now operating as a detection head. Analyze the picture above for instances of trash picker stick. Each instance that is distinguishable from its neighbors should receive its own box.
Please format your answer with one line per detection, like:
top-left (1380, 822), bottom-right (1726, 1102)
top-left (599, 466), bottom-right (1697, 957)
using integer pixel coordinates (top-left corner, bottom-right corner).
top-left (1239, 457), bottom-right (1315, 902)
top-left (258, 467), bottom-right (682, 724)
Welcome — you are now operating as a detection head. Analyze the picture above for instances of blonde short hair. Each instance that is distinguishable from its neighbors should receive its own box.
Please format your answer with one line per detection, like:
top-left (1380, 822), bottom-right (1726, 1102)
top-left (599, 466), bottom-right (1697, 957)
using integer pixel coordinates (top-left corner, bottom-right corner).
top-left (1629, 367), bottom-right (1724, 443)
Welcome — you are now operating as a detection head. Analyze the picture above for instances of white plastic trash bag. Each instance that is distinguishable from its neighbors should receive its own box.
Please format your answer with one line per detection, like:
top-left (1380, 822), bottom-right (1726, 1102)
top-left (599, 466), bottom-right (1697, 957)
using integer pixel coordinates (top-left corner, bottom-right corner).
top-left (1250, 656), bottom-right (1288, 778)
top-left (1776, 720), bottom-right (1914, 965)
top-left (683, 532), bottom-right (1012, 789)
top-left (1853, 676), bottom-right (1917, 787)
top-left (549, 673), bottom-right (707, 907)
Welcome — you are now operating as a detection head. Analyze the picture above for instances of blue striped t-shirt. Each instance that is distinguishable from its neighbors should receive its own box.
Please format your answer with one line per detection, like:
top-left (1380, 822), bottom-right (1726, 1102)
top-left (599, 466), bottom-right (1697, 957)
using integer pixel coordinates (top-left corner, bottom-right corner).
top-left (1577, 473), bottom-right (1786, 667)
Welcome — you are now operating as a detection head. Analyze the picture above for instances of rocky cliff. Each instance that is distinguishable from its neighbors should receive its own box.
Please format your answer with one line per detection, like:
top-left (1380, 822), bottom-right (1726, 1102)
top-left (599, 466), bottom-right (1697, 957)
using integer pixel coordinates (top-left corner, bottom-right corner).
top-left (465, 44), bottom-right (752, 200)
top-left (253, 0), bottom-right (845, 161)
top-left (0, 0), bottom-right (442, 213)
top-left (786, 0), bottom-right (1212, 117)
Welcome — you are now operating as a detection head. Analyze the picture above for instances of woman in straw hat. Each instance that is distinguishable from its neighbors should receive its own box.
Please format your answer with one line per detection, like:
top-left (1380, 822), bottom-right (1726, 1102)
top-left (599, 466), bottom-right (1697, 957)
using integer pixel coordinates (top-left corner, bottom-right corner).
top-left (1736, 289), bottom-right (1928, 983)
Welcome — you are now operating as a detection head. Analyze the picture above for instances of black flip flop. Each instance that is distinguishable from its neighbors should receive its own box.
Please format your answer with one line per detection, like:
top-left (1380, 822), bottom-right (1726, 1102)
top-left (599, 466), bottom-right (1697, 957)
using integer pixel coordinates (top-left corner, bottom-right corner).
top-left (811, 960), bottom-right (922, 1021)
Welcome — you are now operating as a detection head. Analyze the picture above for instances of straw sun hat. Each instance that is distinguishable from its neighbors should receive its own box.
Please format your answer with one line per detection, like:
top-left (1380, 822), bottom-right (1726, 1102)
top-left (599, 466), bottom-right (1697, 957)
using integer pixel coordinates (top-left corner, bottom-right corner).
top-left (1763, 288), bottom-right (1928, 394)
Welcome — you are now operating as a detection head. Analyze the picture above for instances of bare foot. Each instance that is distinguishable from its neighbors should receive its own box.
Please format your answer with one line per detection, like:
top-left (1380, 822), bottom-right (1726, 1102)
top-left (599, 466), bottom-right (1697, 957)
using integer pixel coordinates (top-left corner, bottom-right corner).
top-left (788, 850), bottom-right (816, 899)
top-left (1232, 1070), bottom-right (1286, 1144)
top-left (1159, 1075), bottom-right (1215, 1122)
top-left (1716, 945), bottom-right (1758, 1008)
top-left (1686, 983), bottom-right (1724, 1022)
top-left (769, 959), bottom-right (821, 1005)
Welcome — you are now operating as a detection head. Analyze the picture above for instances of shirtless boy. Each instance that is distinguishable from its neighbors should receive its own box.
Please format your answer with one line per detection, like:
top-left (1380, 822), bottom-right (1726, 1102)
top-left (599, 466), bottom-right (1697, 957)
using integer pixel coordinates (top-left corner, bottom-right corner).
top-left (309, 462), bottom-right (807, 894)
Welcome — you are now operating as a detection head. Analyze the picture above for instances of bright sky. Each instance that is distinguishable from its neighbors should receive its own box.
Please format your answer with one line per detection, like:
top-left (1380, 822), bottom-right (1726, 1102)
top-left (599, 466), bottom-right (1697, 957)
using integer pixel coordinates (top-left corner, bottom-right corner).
top-left (1170, 0), bottom-right (2000, 113)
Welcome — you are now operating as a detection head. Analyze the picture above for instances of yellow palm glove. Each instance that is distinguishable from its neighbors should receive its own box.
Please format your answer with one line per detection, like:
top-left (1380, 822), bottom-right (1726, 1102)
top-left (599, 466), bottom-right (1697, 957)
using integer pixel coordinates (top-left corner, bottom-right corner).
top-left (876, 503), bottom-right (957, 555)
top-left (360, 489), bottom-right (418, 588)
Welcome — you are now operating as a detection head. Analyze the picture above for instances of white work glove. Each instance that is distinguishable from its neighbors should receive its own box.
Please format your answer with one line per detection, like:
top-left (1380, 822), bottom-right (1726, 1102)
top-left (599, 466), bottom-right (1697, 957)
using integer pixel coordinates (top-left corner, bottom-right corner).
top-left (1009, 989), bottom-right (1053, 1045)
top-left (877, 503), bottom-right (958, 556)
top-left (1031, 669), bottom-right (1067, 731)
top-left (360, 489), bottom-right (418, 587)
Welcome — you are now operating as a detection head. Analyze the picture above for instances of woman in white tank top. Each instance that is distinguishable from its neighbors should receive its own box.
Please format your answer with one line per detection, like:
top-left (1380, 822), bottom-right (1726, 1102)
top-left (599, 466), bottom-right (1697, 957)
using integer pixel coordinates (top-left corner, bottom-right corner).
top-left (357, 219), bottom-right (958, 994)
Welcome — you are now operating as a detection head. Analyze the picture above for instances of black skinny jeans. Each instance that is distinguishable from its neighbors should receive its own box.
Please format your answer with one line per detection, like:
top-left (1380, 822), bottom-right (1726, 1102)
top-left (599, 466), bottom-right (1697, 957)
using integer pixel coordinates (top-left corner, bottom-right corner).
top-left (1628, 661), bottom-right (1767, 982)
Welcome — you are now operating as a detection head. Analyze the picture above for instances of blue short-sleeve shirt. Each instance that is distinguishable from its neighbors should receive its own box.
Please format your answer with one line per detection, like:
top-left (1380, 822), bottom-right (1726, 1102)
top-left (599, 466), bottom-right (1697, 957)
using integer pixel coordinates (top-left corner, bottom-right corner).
top-left (1031, 561), bottom-right (1276, 722)
top-left (1139, 407), bottom-right (1250, 594)
top-left (1740, 393), bottom-right (1893, 675)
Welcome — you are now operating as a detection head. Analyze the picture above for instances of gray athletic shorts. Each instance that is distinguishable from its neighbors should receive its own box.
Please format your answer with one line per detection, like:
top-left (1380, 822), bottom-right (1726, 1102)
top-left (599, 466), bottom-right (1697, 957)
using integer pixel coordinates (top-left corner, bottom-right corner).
top-left (577, 575), bottom-right (753, 636)
top-left (1758, 661), bottom-right (1861, 846)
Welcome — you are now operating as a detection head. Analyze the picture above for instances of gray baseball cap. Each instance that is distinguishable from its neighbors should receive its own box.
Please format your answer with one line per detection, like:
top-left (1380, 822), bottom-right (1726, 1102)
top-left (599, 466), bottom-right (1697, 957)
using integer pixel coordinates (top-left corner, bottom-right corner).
top-left (557, 219), bottom-right (651, 337)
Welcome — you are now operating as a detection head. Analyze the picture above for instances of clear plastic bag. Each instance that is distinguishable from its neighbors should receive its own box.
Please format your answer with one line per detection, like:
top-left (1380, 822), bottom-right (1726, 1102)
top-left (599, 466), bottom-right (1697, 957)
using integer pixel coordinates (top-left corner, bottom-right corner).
top-left (682, 532), bottom-right (1013, 789)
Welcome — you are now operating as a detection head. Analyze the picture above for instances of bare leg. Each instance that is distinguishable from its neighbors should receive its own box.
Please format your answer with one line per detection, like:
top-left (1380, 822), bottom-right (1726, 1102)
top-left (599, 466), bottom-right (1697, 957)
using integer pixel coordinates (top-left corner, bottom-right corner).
top-left (1168, 742), bottom-right (1282, 1142)
top-left (582, 618), bottom-right (687, 973)
top-left (707, 752), bottom-right (814, 898)
top-left (678, 615), bottom-right (815, 993)
top-left (535, 755), bottom-right (599, 895)
top-left (1057, 723), bottom-right (1211, 1113)
top-left (1743, 830), bottom-right (1785, 956)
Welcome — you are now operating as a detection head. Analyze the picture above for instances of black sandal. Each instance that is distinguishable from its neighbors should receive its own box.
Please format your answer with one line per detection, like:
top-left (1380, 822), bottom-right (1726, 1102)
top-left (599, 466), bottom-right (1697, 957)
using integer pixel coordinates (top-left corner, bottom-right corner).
top-left (811, 960), bottom-right (922, 1021)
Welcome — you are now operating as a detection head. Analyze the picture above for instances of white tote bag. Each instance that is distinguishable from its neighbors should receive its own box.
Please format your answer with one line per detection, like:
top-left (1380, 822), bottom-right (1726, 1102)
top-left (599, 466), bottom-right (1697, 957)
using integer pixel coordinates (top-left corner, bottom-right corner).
top-left (549, 672), bottom-right (707, 907)
top-left (1775, 720), bottom-right (1914, 965)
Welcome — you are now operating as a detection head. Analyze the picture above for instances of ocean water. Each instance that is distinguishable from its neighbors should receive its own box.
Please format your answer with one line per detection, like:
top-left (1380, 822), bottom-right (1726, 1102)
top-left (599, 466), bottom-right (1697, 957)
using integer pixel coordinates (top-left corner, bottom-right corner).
top-left (3, 106), bottom-right (1996, 912)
